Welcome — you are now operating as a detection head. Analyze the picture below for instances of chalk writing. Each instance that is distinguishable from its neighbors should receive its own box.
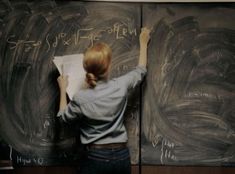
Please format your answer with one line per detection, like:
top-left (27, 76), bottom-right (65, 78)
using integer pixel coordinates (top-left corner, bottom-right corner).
top-left (7, 23), bottom-right (137, 53)
top-left (7, 35), bottom-right (41, 52)
top-left (16, 155), bottom-right (44, 166)
top-left (45, 22), bottom-right (137, 52)
top-left (188, 92), bottom-right (210, 98)
top-left (46, 32), bottom-right (72, 52)
top-left (114, 64), bottom-right (132, 77)
top-left (107, 23), bottom-right (137, 39)
top-left (151, 134), bottom-right (162, 148)
top-left (160, 139), bottom-right (176, 164)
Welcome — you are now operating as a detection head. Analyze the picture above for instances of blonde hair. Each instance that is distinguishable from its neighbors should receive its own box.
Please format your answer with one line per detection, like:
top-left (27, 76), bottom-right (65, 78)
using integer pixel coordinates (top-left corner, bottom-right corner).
top-left (83, 42), bottom-right (112, 88)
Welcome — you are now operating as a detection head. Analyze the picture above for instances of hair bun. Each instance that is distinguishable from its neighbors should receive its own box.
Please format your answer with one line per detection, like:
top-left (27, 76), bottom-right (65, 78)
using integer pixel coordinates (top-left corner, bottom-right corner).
top-left (86, 73), bottom-right (97, 88)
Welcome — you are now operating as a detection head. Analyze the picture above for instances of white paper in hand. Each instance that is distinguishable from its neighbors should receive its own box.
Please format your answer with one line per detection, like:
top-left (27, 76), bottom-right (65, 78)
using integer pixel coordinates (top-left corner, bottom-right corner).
top-left (53, 54), bottom-right (86, 99)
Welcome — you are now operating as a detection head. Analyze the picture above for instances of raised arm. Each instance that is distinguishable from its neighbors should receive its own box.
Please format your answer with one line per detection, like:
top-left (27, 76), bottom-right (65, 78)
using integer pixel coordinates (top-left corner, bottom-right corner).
top-left (138, 27), bottom-right (151, 68)
top-left (115, 27), bottom-right (151, 90)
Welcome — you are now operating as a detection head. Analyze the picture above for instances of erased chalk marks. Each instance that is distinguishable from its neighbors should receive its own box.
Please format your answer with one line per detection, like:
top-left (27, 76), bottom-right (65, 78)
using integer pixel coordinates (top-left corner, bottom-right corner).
top-left (142, 4), bottom-right (235, 166)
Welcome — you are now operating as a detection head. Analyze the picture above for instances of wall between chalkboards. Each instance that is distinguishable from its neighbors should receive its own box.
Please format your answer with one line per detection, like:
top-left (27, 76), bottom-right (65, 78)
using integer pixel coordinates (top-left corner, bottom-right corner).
top-left (0, 0), bottom-right (235, 167)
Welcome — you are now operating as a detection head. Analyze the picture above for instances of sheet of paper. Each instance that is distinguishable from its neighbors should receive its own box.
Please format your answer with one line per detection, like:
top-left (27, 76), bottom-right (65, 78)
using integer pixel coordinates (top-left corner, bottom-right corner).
top-left (53, 54), bottom-right (86, 99)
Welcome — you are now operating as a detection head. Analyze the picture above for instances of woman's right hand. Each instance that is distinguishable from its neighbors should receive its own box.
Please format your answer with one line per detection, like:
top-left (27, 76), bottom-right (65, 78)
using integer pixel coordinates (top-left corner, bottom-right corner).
top-left (57, 75), bottom-right (68, 92)
top-left (138, 27), bottom-right (151, 68)
top-left (140, 27), bottom-right (151, 47)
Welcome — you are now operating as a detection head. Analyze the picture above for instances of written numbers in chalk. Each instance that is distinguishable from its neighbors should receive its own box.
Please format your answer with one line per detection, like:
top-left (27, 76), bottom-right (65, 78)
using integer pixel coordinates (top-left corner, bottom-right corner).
top-left (6, 23), bottom-right (137, 53)
top-left (16, 155), bottom-right (44, 166)
top-left (45, 22), bottom-right (137, 52)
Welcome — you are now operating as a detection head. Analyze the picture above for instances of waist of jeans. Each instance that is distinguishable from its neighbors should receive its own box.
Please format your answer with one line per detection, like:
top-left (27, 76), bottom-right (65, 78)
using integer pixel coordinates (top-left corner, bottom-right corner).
top-left (86, 142), bottom-right (127, 150)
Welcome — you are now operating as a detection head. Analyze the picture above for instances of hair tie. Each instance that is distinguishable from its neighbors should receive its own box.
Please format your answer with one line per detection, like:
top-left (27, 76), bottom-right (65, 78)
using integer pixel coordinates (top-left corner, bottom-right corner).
top-left (86, 73), bottom-right (97, 88)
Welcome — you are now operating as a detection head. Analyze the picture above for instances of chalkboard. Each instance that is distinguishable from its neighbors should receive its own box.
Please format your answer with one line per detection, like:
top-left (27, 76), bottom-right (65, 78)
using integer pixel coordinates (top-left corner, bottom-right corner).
top-left (0, 0), bottom-right (141, 166)
top-left (141, 4), bottom-right (235, 166)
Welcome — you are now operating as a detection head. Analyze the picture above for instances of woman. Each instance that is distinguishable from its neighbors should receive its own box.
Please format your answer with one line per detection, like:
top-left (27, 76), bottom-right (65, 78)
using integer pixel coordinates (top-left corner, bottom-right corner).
top-left (57, 27), bottom-right (150, 174)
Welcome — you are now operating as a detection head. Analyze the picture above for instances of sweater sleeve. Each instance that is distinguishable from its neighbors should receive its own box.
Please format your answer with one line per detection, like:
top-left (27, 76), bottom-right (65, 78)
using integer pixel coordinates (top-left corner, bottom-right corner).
top-left (57, 96), bottom-right (83, 123)
top-left (116, 66), bottom-right (147, 90)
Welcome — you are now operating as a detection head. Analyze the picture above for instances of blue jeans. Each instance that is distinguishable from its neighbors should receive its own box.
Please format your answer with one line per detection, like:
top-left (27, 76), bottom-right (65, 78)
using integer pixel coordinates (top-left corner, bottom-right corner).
top-left (79, 147), bottom-right (131, 174)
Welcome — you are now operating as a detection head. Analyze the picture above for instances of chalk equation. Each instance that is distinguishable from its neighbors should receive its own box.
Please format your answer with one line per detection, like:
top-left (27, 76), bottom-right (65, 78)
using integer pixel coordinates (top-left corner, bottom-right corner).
top-left (7, 35), bottom-right (41, 53)
top-left (160, 139), bottom-right (176, 164)
top-left (6, 22), bottom-right (137, 53)
top-left (16, 155), bottom-right (44, 166)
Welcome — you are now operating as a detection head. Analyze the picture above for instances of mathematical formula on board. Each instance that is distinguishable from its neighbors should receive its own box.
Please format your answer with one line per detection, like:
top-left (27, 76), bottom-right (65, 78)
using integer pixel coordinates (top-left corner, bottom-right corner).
top-left (6, 23), bottom-right (137, 53)
top-left (16, 155), bottom-right (44, 166)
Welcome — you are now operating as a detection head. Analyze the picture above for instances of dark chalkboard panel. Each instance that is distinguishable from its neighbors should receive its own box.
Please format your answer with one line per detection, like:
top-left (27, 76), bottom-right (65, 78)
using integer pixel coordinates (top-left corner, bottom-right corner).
top-left (0, 137), bottom-right (13, 169)
top-left (0, 0), bottom-right (141, 166)
top-left (141, 3), bottom-right (235, 166)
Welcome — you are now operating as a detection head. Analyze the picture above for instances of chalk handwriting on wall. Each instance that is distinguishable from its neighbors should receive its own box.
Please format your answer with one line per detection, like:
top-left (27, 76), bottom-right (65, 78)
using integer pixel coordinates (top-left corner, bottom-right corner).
top-left (7, 35), bottom-right (42, 53)
top-left (6, 23), bottom-right (137, 53)
top-left (16, 155), bottom-right (44, 166)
